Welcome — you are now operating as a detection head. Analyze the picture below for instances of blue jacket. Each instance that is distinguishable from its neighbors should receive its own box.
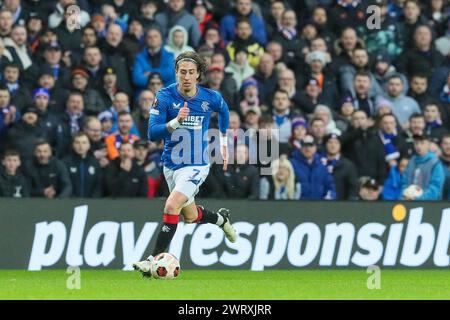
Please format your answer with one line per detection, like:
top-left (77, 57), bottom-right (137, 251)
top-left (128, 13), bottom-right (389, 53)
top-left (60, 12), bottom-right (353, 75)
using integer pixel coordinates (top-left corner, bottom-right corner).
top-left (289, 150), bottom-right (336, 200)
top-left (132, 47), bottom-right (176, 89)
top-left (382, 165), bottom-right (402, 200)
top-left (220, 12), bottom-right (267, 46)
top-left (401, 151), bottom-right (445, 200)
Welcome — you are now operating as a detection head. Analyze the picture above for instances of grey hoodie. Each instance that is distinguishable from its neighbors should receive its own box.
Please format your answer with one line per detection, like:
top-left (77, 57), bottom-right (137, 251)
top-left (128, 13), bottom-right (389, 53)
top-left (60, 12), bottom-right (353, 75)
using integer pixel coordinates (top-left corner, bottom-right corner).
top-left (164, 25), bottom-right (194, 58)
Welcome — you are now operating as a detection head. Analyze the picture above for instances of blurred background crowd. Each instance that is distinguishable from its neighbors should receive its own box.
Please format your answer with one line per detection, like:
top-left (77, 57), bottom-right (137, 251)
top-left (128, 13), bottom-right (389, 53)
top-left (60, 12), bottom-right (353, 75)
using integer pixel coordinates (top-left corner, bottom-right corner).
top-left (0, 0), bottom-right (449, 201)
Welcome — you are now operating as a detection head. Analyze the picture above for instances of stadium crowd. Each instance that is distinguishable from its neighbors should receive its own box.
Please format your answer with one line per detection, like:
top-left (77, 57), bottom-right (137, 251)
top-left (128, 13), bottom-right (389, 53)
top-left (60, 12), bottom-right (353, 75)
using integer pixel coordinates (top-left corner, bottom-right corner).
top-left (0, 0), bottom-right (449, 201)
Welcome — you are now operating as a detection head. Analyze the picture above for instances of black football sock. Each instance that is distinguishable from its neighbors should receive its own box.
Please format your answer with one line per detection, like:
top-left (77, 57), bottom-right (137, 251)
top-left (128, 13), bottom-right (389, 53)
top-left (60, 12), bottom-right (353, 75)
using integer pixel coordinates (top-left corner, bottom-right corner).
top-left (152, 213), bottom-right (179, 256)
top-left (196, 206), bottom-right (225, 226)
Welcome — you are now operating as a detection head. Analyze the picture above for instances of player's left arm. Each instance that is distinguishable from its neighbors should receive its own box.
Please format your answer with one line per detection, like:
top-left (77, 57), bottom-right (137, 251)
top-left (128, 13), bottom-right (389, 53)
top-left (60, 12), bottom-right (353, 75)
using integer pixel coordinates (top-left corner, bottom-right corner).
top-left (215, 94), bottom-right (230, 171)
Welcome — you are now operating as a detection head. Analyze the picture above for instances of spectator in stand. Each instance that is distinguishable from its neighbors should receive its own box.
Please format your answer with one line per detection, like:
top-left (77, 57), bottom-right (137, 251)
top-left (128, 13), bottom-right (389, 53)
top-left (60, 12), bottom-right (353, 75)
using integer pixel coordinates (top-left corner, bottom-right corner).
top-left (0, 9), bottom-right (13, 40)
top-left (105, 111), bottom-right (139, 160)
top-left (277, 68), bottom-right (304, 113)
top-left (289, 135), bottom-right (336, 200)
top-left (272, 9), bottom-right (301, 68)
top-left (243, 106), bottom-right (260, 131)
top-left (424, 101), bottom-right (448, 144)
top-left (396, 0), bottom-right (427, 50)
top-left (220, 0), bottom-right (267, 46)
top-left (288, 117), bottom-right (308, 154)
top-left (164, 25), bottom-right (194, 58)
top-left (335, 94), bottom-right (355, 133)
top-left (330, 0), bottom-right (367, 34)
top-left (308, 117), bottom-right (328, 154)
top-left (224, 47), bottom-right (254, 89)
top-left (358, 177), bottom-right (382, 201)
top-left (357, 0), bottom-right (402, 60)
top-left (372, 52), bottom-right (409, 96)
top-left (254, 53), bottom-right (277, 106)
top-left (60, 92), bottom-right (86, 154)
top-left (70, 67), bottom-right (106, 116)
top-left (6, 105), bottom-right (48, 162)
top-left (351, 71), bottom-right (379, 119)
top-left (205, 64), bottom-right (238, 111)
top-left (33, 88), bottom-right (64, 158)
top-left (122, 18), bottom-right (144, 59)
top-left (439, 134), bottom-right (450, 199)
top-left (138, 0), bottom-right (159, 29)
top-left (401, 134), bottom-right (444, 200)
top-left (104, 141), bottom-right (148, 197)
top-left (383, 74), bottom-right (421, 129)
top-left (396, 24), bottom-right (445, 79)
top-left (341, 110), bottom-right (387, 182)
top-left (303, 51), bottom-right (338, 108)
top-left (106, 92), bottom-right (140, 136)
top-left (407, 73), bottom-right (430, 108)
top-left (0, 149), bottom-right (29, 197)
top-left (133, 139), bottom-right (164, 198)
top-left (340, 48), bottom-right (382, 98)
top-left (2, 62), bottom-right (30, 110)
top-left (146, 72), bottom-right (164, 95)
top-left (81, 46), bottom-right (105, 89)
top-left (260, 156), bottom-right (300, 200)
top-left (48, 0), bottom-right (90, 30)
top-left (98, 66), bottom-right (121, 107)
top-left (333, 27), bottom-right (365, 72)
top-left (132, 27), bottom-right (176, 89)
top-left (220, 144), bottom-right (259, 199)
top-left (382, 157), bottom-right (409, 200)
top-left (226, 17), bottom-right (264, 70)
top-left (52, 3), bottom-right (88, 53)
top-left (323, 133), bottom-right (359, 200)
top-left (402, 113), bottom-right (425, 157)
top-left (271, 88), bottom-right (301, 150)
top-left (132, 90), bottom-right (154, 140)
top-left (377, 113), bottom-right (408, 166)
top-left (238, 77), bottom-right (259, 117)
top-left (0, 86), bottom-right (19, 142)
top-left (35, 65), bottom-right (69, 113)
top-left (63, 132), bottom-right (102, 198)
top-left (83, 116), bottom-right (104, 152)
top-left (98, 23), bottom-right (133, 96)
top-left (4, 25), bottom-right (32, 72)
top-left (155, 0), bottom-right (201, 48)
top-left (312, 104), bottom-right (341, 136)
top-left (25, 140), bottom-right (72, 198)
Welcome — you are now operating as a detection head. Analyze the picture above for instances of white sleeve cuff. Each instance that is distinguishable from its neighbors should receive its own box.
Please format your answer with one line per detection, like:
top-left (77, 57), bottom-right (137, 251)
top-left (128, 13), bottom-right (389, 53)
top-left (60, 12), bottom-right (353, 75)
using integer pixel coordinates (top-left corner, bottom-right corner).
top-left (169, 118), bottom-right (181, 129)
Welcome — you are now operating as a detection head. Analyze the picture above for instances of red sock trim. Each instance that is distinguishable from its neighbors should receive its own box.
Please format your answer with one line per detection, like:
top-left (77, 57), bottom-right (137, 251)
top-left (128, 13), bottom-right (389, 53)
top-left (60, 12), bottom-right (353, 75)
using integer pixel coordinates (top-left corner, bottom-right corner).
top-left (163, 213), bottom-right (179, 224)
top-left (195, 206), bottom-right (203, 223)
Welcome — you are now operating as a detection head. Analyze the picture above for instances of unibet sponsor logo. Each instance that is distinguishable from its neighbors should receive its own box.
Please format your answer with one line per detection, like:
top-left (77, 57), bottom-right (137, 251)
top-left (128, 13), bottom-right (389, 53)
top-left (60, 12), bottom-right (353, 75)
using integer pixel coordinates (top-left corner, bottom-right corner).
top-left (28, 205), bottom-right (450, 270)
top-left (180, 115), bottom-right (204, 130)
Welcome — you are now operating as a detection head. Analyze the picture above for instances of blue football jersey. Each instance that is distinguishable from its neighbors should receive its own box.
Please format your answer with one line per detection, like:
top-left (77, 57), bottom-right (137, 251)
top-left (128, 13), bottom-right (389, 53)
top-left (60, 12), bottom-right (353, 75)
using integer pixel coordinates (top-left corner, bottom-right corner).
top-left (148, 83), bottom-right (229, 170)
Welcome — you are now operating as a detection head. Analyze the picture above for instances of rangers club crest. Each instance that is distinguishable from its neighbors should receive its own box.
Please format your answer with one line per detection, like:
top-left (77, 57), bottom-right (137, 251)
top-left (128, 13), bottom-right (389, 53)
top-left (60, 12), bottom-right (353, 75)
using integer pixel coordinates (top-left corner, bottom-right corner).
top-left (201, 101), bottom-right (209, 112)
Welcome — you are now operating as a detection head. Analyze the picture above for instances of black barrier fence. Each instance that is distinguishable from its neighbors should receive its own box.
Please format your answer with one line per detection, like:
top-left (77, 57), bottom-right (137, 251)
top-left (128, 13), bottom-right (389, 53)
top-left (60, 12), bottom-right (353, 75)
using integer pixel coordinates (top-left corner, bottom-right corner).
top-left (0, 199), bottom-right (448, 270)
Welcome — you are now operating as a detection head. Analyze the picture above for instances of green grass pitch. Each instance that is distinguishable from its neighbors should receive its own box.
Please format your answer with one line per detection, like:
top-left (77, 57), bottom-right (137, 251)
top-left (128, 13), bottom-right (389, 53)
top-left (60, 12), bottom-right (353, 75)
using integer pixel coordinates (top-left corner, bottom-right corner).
top-left (0, 270), bottom-right (449, 300)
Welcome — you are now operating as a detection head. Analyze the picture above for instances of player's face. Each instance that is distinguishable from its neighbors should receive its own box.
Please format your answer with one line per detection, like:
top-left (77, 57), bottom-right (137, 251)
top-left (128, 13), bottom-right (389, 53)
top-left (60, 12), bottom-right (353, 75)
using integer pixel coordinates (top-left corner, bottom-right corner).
top-left (176, 61), bottom-right (199, 91)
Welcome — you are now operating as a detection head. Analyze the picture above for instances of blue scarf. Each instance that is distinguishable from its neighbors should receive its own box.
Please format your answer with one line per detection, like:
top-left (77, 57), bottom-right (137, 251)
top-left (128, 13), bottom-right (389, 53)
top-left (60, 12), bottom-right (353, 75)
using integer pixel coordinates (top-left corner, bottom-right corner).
top-left (380, 131), bottom-right (399, 161)
top-left (426, 120), bottom-right (442, 134)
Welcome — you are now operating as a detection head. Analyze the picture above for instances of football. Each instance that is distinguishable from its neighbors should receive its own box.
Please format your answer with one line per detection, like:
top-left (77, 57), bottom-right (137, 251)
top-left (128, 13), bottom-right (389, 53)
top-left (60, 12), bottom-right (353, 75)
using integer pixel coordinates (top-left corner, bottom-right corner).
top-left (150, 253), bottom-right (181, 280)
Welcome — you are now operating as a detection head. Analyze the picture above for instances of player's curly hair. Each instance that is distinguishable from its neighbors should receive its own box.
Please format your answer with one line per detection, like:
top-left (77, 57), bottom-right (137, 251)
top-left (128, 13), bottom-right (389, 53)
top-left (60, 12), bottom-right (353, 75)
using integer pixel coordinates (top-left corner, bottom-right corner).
top-left (175, 51), bottom-right (208, 82)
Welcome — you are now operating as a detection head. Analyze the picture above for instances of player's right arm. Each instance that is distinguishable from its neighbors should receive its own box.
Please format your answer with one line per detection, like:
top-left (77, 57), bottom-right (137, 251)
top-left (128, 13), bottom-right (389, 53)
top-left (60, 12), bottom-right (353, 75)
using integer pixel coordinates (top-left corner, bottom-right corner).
top-left (148, 96), bottom-right (190, 141)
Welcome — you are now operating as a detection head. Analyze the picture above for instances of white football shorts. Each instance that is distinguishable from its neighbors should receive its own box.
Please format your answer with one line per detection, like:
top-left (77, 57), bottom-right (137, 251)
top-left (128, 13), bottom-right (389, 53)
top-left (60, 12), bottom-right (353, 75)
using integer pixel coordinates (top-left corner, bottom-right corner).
top-left (163, 165), bottom-right (210, 207)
